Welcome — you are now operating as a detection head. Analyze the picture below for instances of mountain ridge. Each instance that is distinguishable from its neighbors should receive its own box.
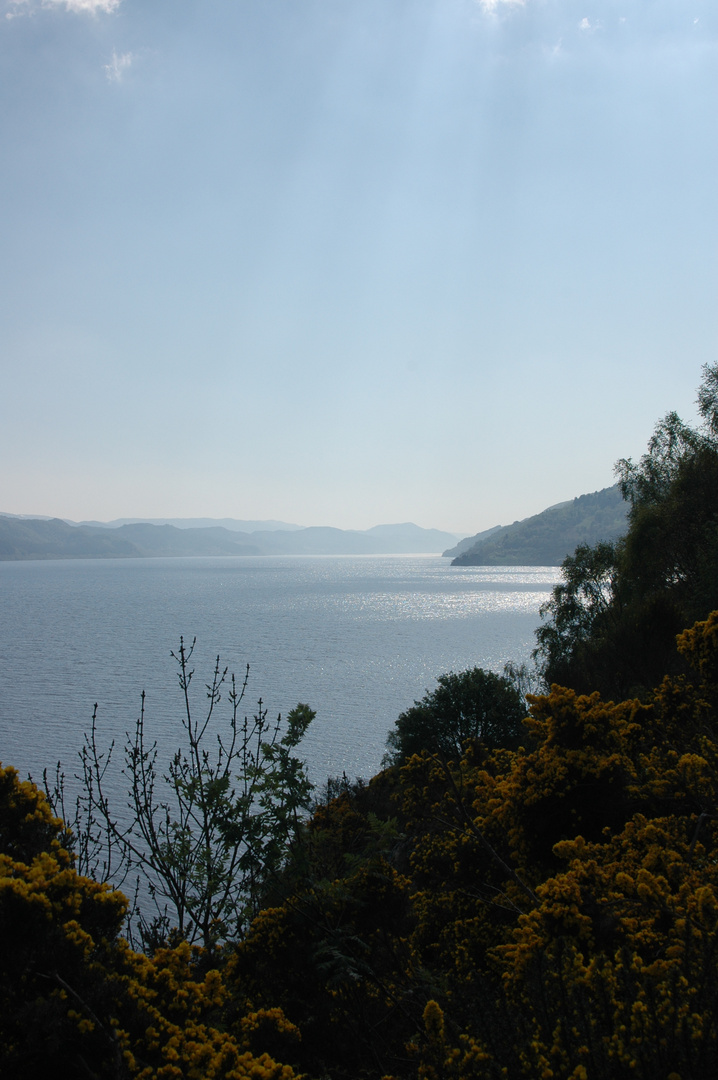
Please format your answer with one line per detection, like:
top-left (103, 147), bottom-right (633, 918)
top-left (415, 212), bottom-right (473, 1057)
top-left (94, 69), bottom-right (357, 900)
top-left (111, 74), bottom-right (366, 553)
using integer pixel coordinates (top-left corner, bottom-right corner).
top-left (0, 515), bottom-right (460, 560)
top-left (448, 485), bottom-right (628, 566)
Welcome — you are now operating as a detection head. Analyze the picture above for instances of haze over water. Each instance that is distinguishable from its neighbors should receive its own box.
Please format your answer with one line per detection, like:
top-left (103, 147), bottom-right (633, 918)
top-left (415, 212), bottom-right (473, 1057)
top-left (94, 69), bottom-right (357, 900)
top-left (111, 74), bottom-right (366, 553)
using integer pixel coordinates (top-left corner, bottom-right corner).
top-left (1, 1), bottom-right (712, 531)
top-left (0, 555), bottom-right (558, 789)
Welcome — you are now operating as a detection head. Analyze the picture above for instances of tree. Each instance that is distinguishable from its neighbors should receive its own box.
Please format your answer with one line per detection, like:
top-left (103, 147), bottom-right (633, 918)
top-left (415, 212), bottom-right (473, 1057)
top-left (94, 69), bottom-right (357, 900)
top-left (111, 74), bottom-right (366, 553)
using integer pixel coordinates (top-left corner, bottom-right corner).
top-left (535, 363), bottom-right (718, 698)
top-left (385, 667), bottom-right (527, 764)
top-left (532, 541), bottom-right (625, 695)
top-left (47, 638), bottom-right (315, 950)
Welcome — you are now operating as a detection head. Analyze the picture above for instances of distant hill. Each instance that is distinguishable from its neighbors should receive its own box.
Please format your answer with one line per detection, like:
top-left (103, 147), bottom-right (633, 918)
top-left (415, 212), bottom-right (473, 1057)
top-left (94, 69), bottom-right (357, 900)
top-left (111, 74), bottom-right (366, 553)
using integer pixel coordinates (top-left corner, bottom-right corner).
top-left (442, 525), bottom-right (503, 559)
top-left (0, 513), bottom-right (302, 532)
top-left (0, 516), bottom-right (459, 560)
top-left (81, 517), bottom-right (303, 532)
top-left (449, 486), bottom-right (628, 566)
top-left (0, 518), bottom-right (262, 560)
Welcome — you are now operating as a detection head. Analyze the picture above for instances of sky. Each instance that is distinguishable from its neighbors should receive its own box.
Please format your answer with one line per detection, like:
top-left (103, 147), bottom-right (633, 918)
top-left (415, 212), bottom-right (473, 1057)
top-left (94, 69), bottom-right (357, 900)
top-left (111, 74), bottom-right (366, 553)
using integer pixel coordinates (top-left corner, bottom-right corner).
top-left (0, 0), bottom-right (715, 534)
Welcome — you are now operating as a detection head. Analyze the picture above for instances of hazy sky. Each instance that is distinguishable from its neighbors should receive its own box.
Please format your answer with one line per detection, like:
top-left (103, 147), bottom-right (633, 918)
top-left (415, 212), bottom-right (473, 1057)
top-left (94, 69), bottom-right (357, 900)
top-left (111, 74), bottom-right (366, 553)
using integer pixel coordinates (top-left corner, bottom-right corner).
top-left (1, 0), bottom-right (715, 533)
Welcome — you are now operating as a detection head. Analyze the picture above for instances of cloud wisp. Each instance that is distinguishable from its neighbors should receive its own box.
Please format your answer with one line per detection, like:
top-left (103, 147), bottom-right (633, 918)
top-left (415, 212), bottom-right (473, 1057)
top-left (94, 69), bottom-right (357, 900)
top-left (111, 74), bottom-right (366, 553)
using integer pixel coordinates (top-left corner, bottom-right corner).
top-left (104, 48), bottom-right (132, 82)
top-left (476, 0), bottom-right (525, 14)
top-left (6, 0), bottom-right (120, 16)
top-left (53, 0), bottom-right (119, 10)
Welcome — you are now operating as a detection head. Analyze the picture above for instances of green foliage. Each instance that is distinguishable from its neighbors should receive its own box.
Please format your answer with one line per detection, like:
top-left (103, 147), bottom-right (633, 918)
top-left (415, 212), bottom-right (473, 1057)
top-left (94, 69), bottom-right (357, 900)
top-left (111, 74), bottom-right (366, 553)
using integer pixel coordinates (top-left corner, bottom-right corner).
top-left (532, 540), bottom-right (625, 694)
top-left (47, 638), bottom-right (315, 950)
top-left (535, 363), bottom-right (718, 698)
top-left (228, 775), bottom-right (416, 1080)
top-left (386, 666), bottom-right (527, 763)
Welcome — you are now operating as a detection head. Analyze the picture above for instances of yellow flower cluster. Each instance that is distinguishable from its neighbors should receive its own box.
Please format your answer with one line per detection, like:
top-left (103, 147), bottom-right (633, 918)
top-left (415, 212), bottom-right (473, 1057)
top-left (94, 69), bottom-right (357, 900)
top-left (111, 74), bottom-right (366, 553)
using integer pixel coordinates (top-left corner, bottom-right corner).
top-left (0, 763), bottom-right (299, 1080)
top-left (377, 612), bottom-right (718, 1078)
top-left (5, 609), bottom-right (718, 1080)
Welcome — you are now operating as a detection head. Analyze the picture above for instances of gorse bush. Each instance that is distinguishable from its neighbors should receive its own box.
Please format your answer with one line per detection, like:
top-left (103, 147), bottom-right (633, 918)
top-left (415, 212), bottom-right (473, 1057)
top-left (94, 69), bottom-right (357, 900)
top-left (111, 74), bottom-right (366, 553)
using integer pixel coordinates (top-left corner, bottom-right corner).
top-left (0, 763), bottom-right (301, 1079)
top-left (5, 616), bottom-right (718, 1077)
top-left (232, 611), bottom-right (718, 1080)
top-left (5, 373), bottom-right (718, 1078)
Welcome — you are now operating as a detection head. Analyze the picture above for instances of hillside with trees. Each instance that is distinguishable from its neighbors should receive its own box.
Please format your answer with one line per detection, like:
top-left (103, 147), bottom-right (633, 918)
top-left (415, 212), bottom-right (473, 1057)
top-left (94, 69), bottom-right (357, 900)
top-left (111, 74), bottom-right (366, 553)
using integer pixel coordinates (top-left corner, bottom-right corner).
top-left (442, 524), bottom-right (503, 559)
top-left (449, 485), bottom-right (628, 565)
top-left (2, 366), bottom-right (718, 1079)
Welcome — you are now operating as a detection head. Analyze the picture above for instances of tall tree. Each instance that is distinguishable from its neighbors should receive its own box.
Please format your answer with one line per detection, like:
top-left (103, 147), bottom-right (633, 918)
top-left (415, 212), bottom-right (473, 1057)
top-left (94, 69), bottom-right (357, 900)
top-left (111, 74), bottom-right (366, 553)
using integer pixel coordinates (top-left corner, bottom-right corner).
top-left (535, 364), bottom-right (718, 698)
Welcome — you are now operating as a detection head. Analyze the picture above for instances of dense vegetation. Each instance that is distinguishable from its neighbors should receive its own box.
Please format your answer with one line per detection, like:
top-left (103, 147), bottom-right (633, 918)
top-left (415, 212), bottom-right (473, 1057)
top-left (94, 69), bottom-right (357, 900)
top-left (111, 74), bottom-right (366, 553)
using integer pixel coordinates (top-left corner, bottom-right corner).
top-left (385, 667), bottom-right (527, 762)
top-left (2, 367), bottom-right (718, 1078)
top-left (535, 364), bottom-right (718, 699)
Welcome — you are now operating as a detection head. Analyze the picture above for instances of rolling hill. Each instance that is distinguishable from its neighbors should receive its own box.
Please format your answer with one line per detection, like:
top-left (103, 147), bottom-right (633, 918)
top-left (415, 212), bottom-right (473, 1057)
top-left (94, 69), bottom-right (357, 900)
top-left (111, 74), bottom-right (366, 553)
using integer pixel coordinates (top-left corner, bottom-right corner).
top-left (448, 485), bottom-right (628, 566)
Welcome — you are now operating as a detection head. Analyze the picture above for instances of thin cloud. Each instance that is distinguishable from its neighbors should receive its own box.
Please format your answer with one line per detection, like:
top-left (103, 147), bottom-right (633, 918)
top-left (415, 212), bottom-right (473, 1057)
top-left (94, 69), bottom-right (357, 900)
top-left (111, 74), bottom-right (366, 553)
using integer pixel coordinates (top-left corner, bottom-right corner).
top-left (5, 0), bottom-right (120, 15)
top-left (46, 0), bottom-right (120, 11)
top-left (105, 49), bottom-right (132, 82)
top-left (476, 0), bottom-right (525, 13)
top-left (4, 0), bottom-right (30, 16)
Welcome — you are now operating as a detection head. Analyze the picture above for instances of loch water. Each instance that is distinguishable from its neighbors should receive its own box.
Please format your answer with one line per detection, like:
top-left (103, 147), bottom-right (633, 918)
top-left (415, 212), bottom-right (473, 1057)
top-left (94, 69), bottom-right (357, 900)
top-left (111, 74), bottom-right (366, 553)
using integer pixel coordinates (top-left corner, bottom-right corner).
top-left (0, 555), bottom-right (559, 790)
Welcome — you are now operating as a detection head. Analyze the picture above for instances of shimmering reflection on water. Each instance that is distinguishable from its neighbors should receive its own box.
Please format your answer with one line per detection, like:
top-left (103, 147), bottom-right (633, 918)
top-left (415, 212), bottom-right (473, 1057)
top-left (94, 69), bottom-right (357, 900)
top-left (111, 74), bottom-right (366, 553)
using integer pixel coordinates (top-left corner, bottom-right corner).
top-left (333, 590), bottom-right (554, 620)
top-left (0, 556), bottom-right (559, 787)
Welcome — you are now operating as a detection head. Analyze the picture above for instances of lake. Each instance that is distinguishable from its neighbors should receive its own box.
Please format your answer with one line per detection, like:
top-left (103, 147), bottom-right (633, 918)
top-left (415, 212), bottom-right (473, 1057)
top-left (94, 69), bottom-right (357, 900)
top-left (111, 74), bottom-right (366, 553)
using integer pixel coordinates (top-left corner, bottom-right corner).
top-left (0, 555), bottom-right (559, 791)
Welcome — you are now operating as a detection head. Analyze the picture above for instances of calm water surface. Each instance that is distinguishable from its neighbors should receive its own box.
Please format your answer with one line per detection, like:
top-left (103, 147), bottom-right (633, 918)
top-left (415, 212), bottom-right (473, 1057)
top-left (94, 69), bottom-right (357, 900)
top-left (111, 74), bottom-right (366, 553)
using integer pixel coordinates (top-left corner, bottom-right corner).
top-left (0, 555), bottom-right (558, 789)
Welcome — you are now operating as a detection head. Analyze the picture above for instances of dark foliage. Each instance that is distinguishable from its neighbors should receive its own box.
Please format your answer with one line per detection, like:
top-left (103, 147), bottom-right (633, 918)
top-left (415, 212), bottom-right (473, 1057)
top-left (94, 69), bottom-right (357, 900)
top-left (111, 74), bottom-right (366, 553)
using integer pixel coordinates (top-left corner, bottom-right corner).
top-left (385, 666), bottom-right (527, 763)
top-left (535, 364), bottom-right (718, 698)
